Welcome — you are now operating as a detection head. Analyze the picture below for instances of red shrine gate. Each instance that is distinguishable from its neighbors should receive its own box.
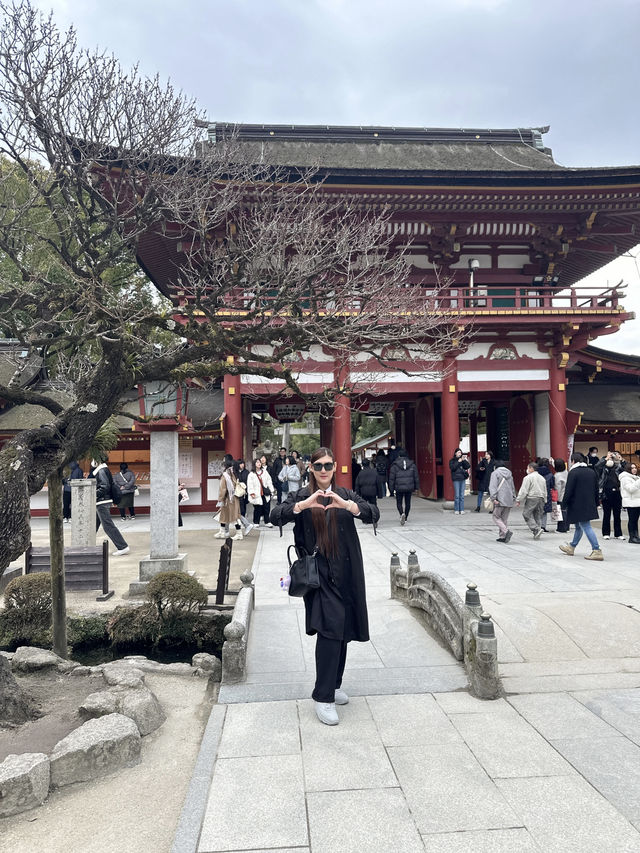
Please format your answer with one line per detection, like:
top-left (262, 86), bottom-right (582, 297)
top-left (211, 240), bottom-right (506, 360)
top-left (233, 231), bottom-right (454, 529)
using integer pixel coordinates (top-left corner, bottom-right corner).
top-left (135, 124), bottom-right (640, 500)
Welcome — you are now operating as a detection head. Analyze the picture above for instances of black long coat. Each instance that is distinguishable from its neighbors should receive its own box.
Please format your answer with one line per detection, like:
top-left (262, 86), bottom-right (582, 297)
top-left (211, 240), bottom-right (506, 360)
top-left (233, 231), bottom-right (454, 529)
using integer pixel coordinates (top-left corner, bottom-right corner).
top-left (270, 486), bottom-right (379, 642)
top-left (561, 464), bottom-right (599, 524)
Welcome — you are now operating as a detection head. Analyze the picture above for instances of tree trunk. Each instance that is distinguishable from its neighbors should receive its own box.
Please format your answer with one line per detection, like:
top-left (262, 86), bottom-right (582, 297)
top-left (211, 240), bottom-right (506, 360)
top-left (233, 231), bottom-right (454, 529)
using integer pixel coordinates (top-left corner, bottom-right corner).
top-left (48, 469), bottom-right (67, 658)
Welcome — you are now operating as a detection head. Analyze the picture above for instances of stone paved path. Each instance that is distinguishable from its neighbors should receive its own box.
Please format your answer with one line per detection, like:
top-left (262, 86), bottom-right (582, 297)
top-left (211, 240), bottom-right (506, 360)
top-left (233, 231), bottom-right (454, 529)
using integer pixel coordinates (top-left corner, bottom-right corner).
top-left (173, 497), bottom-right (640, 853)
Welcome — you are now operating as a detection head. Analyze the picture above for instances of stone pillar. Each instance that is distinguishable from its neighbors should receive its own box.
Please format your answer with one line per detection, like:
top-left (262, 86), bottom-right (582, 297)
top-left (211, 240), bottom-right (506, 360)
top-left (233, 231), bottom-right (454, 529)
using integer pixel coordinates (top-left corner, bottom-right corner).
top-left (224, 373), bottom-right (243, 461)
top-left (441, 364), bottom-right (459, 502)
top-left (333, 393), bottom-right (352, 489)
top-left (134, 424), bottom-right (187, 594)
top-left (549, 357), bottom-right (568, 463)
top-left (70, 479), bottom-right (96, 547)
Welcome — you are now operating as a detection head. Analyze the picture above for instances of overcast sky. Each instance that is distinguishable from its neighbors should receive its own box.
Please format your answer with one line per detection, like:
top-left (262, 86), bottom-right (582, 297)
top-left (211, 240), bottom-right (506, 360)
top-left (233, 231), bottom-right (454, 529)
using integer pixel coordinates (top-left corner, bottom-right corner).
top-left (33, 0), bottom-right (640, 355)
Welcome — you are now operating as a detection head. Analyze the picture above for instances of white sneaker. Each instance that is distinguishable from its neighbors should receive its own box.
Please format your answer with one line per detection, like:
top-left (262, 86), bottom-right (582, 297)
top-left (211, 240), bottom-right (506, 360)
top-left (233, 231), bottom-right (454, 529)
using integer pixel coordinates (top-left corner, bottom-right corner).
top-left (400, 513), bottom-right (406, 526)
top-left (315, 701), bottom-right (339, 725)
top-left (616, 535), bottom-right (626, 540)
top-left (266, 522), bottom-right (274, 528)
top-left (214, 530), bottom-right (228, 539)
top-left (112, 546), bottom-right (130, 556)
top-left (603, 535), bottom-right (610, 540)
top-left (459, 510), bottom-right (465, 515)
top-left (231, 532), bottom-right (243, 541)
top-left (334, 689), bottom-right (349, 705)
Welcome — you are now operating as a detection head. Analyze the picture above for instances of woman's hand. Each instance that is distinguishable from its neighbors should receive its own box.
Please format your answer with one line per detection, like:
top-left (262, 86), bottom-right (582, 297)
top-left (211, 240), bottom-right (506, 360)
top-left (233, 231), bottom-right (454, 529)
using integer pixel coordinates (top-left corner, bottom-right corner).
top-left (296, 490), bottom-right (329, 511)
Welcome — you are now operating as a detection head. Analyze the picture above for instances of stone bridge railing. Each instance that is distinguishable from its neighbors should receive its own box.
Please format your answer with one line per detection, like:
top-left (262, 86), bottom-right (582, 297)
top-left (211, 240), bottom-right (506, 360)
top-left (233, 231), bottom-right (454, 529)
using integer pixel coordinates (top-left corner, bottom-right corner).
top-left (221, 570), bottom-right (254, 684)
top-left (390, 550), bottom-right (502, 700)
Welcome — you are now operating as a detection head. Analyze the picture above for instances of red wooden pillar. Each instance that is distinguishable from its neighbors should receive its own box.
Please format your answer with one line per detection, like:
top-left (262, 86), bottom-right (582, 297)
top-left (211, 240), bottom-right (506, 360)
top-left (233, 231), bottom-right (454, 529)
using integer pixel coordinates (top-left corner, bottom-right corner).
top-left (441, 367), bottom-right (459, 501)
top-left (469, 413), bottom-right (479, 489)
top-left (549, 358), bottom-right (568, 462)
top-left (224, 373), bottom-right (243, 460)
top-left (320, 410), bottom-right (333, 449)
top-left (333, 394), bottom-right (352, 489)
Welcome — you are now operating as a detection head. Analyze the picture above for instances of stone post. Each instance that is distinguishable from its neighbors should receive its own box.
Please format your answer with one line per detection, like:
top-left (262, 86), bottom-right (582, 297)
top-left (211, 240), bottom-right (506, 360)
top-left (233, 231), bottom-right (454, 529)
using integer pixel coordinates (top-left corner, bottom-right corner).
top-left (407, 549), bottom-right (421, 585)
top-left (133, 423), bottom-right (187, 594)
top-left (71, 479), bottom-right (96, 547)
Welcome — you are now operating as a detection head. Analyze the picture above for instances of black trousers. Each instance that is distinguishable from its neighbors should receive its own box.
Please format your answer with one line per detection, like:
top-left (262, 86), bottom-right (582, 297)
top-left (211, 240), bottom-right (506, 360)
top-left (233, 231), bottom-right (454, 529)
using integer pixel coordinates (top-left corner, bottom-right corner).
top-left (63, 490), bottom-right (72, 520)
top-left (627, 506), bottom-right (640, 539)
top-left (602, 492), bottom-right (622, 537)
top-left (312, 635), bottom-right (348, 703)
top-left (252, 497), bottom-right (270, 524)
top-left (395, 491), bottom-right (412, 518)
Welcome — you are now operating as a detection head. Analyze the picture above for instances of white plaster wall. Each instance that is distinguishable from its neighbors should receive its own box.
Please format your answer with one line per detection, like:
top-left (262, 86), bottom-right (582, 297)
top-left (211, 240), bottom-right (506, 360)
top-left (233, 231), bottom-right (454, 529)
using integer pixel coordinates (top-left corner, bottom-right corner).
top-left (534, 392), bottom-right (551, 459)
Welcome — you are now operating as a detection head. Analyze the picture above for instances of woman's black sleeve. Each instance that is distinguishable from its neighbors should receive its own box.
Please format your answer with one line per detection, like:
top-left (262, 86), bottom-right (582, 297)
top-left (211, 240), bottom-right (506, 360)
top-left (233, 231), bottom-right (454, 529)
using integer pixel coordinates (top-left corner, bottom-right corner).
top-left (344, 489), bottom-right (380, 525)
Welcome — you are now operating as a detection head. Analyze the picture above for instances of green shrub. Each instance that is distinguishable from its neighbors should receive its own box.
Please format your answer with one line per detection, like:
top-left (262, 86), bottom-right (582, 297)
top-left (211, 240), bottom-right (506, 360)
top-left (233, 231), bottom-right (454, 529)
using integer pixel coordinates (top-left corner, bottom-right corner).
top-left (0, 573), bottom-right (52, 649)
top-left (146, 572), bottom-right (208, 618)
top-left (67, 614), bottom-right (110, 650)
top-left (107, 604), bottom-right (158, 648)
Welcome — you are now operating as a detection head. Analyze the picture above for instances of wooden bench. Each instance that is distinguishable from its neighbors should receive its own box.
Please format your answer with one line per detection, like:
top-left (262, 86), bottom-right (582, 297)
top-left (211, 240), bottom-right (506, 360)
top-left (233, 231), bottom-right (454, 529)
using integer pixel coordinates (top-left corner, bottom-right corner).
top-left (25, 542), bottom-right (114, 600)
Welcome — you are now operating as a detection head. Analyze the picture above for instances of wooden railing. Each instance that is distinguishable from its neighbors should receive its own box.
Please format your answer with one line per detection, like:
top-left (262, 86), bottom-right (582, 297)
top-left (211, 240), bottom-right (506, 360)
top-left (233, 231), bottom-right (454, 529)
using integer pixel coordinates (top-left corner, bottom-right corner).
top-left (212, 284), bottom-right (625, 314)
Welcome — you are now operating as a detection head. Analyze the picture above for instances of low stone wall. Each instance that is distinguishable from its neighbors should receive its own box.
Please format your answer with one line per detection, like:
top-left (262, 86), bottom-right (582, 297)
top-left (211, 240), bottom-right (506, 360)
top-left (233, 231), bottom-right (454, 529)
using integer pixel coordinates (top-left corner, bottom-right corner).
top-left (221, 570), bottom-right (254, 684)
top-left (390, 551), bottom-right (502, 700)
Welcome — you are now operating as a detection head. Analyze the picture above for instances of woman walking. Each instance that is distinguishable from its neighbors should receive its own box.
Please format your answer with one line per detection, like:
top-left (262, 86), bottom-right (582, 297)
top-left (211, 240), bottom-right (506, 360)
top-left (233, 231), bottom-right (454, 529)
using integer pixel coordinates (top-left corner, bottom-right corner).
top-left (474, 451), bottom-right (496, 512)
top-left (620, 461), bottom-right (640, 544)
top-left (115, 462), bottom-right (137, 520)
top-left (449, 448), bottom-right (470, 515)
top-left (278, 455), bottom-right (302, 498)
top-left (488, 461), bottom-right (516, 542)
top-left (247, 458), bottom-right (274, 528)
top-left (215, 460), bottom-right (243, 540)
top-left (553, 459), bottom-right (569, 533)
top-left (271, 447), bottom-right (379, 726)
top-left (388, 448), bottom-right (419, 525)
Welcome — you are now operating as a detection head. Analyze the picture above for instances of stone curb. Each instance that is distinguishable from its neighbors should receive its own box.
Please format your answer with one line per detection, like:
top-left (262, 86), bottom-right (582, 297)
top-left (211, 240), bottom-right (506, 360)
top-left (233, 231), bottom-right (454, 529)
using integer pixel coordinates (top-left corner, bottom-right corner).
top-left (170, 704), bottom-right (227, 853)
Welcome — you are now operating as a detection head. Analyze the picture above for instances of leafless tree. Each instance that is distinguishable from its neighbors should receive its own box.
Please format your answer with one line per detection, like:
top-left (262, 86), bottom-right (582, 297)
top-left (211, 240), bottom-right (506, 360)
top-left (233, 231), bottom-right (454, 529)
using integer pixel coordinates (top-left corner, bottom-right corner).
top-left (0, 0), bottom-right (463, 578)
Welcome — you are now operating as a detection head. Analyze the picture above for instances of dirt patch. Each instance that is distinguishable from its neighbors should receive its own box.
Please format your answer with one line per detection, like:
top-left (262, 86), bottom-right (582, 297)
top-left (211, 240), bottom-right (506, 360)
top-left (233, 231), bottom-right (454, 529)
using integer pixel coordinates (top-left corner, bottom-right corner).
top-left (0, 670), bottom-right (101, 761)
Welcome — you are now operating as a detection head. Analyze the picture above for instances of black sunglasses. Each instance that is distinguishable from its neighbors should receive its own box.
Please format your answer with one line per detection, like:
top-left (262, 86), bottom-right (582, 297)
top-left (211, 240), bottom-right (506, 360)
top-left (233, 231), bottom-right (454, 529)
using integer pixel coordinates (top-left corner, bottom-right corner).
top-left (312, 462), bottom-right (335, 472)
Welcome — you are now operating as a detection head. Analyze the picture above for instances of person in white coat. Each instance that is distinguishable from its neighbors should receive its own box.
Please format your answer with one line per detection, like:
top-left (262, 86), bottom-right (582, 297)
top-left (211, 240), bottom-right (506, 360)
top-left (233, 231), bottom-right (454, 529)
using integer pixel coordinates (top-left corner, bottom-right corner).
top-left (247, 458), bottom-right (275, 527)
top-left (620, 461), bottom-right (640, 544)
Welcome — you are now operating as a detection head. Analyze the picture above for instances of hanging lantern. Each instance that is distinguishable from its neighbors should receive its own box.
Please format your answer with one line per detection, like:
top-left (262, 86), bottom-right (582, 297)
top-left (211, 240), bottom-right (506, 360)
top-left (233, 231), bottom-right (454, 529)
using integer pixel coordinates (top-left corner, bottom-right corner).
top-left (270, 400), bottom-right (307, 423)
top-left (362, 400), bottom-right (395, 418)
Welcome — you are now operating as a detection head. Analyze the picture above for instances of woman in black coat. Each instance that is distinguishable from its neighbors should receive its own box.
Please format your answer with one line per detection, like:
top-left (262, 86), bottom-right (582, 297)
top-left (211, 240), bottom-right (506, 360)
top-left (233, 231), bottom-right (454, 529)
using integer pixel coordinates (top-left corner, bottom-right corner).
top-left (449, 448), bottom-right (470, 515)
top-left (474, 451), bottom-right (496, 512)
top-left (271, 446), bottom-right (379, 727)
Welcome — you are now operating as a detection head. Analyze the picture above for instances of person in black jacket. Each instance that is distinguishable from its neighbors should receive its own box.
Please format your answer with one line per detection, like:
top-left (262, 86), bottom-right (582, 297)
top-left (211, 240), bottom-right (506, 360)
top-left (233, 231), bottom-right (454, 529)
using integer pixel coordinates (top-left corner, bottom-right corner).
top-left (536, 458), bottom-right (555, 532)
top-left (375, 450), bottom-right (388, 498)
top-left (388, 448), bottom-right (419, 525)
top-left (474, 451), bottom-right (496, 512)
top-left (270, 446), bottom-right (379, 727)
top-left (596, 451), bottom-right (625, 539)
top-left (449, 448), bottom-right (470, 515)
top-left (62, 460), bottom-right (84, 522)
top-left (559, 452), bottom-right (602, 560)
top-left (271, 447), bottom-right (288, 503)
top-left (89, 456), bottom-right (129, 555)
top-left (355, 458), bottom-right (378, 506)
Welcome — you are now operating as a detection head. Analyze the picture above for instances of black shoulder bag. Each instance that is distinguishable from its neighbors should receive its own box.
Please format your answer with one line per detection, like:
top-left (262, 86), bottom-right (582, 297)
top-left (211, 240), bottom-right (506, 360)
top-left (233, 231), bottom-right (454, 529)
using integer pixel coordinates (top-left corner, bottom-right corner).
top-left (286, 545), bottom-right (320, 597)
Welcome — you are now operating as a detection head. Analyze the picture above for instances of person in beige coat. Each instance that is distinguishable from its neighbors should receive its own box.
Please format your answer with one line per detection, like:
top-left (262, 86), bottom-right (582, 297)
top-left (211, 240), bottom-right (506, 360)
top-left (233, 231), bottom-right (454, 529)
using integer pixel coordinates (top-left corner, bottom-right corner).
top-left (516, 461), bottom-right (548, 539)
top-left (215, 462), bottom-right (242, 540)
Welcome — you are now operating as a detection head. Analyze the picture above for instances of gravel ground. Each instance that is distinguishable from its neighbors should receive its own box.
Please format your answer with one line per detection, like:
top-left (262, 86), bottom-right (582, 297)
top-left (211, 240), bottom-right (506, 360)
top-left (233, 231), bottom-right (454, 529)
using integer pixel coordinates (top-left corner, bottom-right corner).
top-left (1, 671), bottom-right (214, 853)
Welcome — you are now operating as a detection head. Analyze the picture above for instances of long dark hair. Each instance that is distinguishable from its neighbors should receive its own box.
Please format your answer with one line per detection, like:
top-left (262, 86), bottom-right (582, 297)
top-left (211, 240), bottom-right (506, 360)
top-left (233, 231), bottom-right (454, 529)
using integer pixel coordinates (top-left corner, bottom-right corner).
top-left (308, 447), bottom-right (339, 558)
